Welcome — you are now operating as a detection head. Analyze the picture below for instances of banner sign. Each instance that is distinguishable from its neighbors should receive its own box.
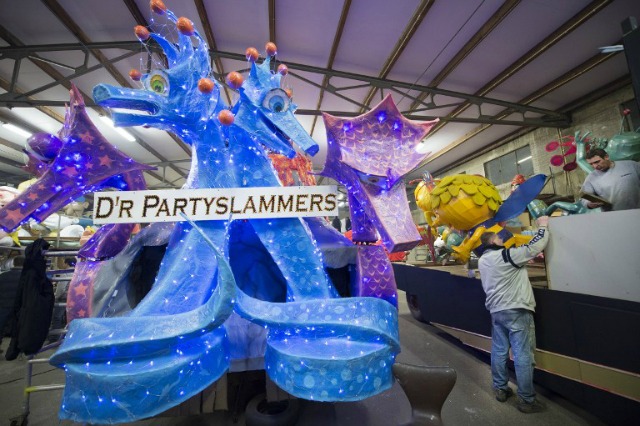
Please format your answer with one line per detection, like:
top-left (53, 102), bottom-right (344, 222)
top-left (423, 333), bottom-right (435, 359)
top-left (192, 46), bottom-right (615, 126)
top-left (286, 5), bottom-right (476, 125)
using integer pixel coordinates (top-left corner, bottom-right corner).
top-left (93, 185), bottom-right (339, 224)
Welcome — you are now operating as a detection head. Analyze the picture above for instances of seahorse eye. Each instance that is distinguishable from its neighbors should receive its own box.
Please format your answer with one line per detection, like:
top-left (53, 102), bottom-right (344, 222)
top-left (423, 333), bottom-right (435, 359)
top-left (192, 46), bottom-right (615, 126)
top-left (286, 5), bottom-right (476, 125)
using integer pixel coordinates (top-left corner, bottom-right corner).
top-left (262, 89), bottom-right (290, 113)
top-left (146, 72), bottom-right (170, 96)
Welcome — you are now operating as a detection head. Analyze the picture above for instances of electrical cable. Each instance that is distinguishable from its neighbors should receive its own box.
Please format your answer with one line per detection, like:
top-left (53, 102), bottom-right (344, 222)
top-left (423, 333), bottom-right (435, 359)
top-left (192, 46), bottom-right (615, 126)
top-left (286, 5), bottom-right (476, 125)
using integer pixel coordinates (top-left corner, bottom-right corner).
top-left (398, 0), bottom-right (487, 105)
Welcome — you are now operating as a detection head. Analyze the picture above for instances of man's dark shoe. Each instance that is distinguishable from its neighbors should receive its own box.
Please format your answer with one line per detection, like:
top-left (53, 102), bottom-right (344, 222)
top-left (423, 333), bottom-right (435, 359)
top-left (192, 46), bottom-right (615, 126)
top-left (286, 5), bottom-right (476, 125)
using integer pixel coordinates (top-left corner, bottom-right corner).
top-left (517, 398), bottom-right (545, 413)
top-left (494, 387), bottom-right (514, 402)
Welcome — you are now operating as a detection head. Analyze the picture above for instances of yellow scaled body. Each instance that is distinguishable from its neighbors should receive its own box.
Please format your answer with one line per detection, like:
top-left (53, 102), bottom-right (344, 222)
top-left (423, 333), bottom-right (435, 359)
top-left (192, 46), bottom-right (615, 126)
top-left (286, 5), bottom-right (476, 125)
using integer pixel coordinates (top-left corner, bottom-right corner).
top-left (415, 174), bottom-right (531, 263)
top-left (415, 174), bottom-right (502, 230)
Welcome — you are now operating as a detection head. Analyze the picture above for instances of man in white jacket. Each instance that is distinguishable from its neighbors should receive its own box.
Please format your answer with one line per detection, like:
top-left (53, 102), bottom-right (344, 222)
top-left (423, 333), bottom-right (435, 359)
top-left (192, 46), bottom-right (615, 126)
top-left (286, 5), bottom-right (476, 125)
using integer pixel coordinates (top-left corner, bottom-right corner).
top-left (478, 215), bottom-right (550, 414)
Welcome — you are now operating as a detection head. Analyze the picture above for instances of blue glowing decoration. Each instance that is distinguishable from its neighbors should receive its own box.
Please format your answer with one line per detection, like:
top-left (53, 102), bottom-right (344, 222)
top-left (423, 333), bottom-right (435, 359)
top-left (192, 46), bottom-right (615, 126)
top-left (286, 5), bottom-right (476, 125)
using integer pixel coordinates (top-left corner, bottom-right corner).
top-left (51, 223), bottom-right (235, 422)
top-left (50, 3), bottom-right (400, 423)
top-left (0, 86), bottom-right (150, 234)
top-left (185, 212), bottom-right (398, 402)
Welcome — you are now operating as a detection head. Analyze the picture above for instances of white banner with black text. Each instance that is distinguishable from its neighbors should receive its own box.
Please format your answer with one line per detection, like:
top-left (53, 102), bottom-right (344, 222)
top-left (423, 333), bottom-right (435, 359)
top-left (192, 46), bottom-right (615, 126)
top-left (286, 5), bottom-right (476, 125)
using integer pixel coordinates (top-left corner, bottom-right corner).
top-left (93, 185), bottom-right (339, 224)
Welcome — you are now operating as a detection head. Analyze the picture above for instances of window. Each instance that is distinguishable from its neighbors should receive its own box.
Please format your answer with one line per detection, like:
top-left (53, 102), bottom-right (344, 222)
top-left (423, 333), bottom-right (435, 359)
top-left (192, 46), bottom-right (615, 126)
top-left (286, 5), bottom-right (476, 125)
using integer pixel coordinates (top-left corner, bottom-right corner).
top-left (484, 145), bottom-right (533, 185)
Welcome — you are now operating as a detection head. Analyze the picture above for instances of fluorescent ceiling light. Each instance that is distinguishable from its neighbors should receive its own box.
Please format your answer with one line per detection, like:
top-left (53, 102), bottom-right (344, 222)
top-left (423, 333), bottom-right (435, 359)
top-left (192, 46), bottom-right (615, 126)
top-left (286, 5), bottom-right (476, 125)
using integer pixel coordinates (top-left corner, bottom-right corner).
top-left (415, 142), bottom-right (430, 154)
top-left (2, 123), bottom-right (33, 138)
top-left (517, 155), bottom-right (532, 164)
top-left (598, 45), bottom-right (623, 54)
top-left (99, 115), bottom-right (136, 142)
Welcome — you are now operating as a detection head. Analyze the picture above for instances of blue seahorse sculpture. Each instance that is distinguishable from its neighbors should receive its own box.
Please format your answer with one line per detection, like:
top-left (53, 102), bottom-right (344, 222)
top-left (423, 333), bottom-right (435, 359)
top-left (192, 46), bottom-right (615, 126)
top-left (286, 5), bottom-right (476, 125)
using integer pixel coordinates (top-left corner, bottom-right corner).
top-left (50, 4), bottom-right (399, 423)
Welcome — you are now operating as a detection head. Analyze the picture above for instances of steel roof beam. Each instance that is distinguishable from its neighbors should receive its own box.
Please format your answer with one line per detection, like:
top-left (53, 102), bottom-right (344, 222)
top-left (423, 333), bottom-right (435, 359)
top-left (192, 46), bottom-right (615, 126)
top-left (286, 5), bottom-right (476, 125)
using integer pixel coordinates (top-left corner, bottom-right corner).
top-left (0, 155), bottom-right (26, 171)
top-left (409, 0), bottom-right (521, 111)
top-left (430, 76), bottom-right (631, 178)
top-left (359, 0), bottom-right (435, 111)
top-left (294, 109), bottom-right (561, 127)
top-left (42, 0), bottom-right (191, 164)
top-left (0, 136), bottom-right (24, 154)
top-left (210, 49), bottom-right (570, 124)
top-left (424, 0), bottom-right (613, 136)
top-left (0, 41), bottom-right (570, 127)
top-left (418, 49), bottom-right (623, 169)
top-left (1, 50), bottom-right (140, 102)
top-left (123, 0), bottom-right (186, 166)
top-left (194, 0), bottom-right (232, 105)
top-left (309, 0), bottom-right (351, 136)
top-left (268, 0), bottom-right (276, 44)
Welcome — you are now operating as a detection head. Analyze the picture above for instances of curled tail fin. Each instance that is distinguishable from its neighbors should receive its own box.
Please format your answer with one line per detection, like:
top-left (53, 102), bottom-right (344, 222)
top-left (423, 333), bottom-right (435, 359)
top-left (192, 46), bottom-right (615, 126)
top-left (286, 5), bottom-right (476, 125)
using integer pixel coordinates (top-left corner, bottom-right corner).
top-left (50, 218), bottom-right (236, 423)
top-left (185, 214), bottom-right (400, 402)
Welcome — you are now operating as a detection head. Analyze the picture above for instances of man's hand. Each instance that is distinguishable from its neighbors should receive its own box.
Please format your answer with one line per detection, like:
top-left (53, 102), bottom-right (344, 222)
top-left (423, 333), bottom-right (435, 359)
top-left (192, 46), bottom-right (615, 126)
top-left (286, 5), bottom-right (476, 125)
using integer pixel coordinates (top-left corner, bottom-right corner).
top-left (535, 216), bottom-right (549, 227)
top-left (587, 201), bottom-right (604, 209)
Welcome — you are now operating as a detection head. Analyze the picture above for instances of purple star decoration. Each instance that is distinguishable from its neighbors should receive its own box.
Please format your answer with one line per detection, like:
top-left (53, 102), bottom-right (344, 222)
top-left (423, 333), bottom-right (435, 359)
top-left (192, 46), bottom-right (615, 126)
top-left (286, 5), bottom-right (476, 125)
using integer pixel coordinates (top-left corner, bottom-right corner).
top-left (321, 94), bottom-right (436, 250)
top-left (0, 85), bottom-right (152, 235)
top-left (0, 84), bottom-right (153, 322)
top-left (320, 95), bottom-right (437, 305)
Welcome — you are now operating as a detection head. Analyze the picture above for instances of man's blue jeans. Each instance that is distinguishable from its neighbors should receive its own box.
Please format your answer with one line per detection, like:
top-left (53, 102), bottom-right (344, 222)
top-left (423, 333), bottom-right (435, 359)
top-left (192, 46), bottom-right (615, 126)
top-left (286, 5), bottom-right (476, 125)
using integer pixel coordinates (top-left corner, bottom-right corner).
top-left (490, 309), bottom-right (536, 403)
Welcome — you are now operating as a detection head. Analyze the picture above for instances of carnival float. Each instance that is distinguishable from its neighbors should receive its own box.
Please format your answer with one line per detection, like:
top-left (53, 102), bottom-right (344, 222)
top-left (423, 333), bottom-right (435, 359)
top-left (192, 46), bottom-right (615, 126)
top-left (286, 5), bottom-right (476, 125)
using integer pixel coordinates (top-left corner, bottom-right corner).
top-left (1, 2), bottom-right (638, 425)
top-left (0, 1), bottom-right (452, 424)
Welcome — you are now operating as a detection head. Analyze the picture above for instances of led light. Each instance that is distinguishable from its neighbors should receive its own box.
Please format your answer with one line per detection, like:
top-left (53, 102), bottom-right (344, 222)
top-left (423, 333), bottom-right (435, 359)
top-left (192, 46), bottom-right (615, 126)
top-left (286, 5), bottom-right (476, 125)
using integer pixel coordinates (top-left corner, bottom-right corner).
top-left (2, 123), bottom-right (32, 138)
top-left (99, 115), bottom-right (136, 142)
top-left (415, 142), bottom-right (430, 154)
top-left (517, 155), bottom-right (532, 164)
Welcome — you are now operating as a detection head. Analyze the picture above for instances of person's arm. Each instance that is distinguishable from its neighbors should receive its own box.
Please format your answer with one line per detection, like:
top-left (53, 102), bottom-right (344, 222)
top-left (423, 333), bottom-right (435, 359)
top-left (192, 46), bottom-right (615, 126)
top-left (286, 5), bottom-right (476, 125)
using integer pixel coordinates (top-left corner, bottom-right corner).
top-left (580, 176), bottom-right (603, 209)
top-left (503, 216), bottom-right (550, 267)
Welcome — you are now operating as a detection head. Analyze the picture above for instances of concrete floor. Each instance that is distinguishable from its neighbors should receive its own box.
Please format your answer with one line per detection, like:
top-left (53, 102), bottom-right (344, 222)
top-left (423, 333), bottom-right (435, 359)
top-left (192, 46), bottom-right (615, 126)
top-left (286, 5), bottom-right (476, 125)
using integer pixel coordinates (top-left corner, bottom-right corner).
top-left (0, 290), bottom-right (606, 426)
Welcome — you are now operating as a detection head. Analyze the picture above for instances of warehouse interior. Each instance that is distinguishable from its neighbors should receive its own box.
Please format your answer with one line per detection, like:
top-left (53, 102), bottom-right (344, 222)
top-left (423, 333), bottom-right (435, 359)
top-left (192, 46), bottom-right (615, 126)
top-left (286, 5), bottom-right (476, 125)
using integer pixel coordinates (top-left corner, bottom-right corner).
top-left (1, 1), bottom-right (639, 425)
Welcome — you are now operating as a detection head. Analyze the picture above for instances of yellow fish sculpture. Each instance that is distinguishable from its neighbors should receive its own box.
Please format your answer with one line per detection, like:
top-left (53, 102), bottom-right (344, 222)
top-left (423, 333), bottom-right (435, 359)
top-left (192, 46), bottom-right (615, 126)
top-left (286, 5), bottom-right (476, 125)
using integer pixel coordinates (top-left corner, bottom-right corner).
top-left (415, 173), bottom-right (542, 263)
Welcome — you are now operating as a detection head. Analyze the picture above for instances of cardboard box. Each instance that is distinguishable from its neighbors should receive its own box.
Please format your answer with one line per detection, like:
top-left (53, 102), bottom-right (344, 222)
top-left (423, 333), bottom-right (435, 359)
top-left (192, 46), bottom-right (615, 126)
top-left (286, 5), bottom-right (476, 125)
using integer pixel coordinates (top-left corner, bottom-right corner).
top-left (517, 212), bottom-right (531, 227)
top-left (506, 226), bottom-right (524, 235)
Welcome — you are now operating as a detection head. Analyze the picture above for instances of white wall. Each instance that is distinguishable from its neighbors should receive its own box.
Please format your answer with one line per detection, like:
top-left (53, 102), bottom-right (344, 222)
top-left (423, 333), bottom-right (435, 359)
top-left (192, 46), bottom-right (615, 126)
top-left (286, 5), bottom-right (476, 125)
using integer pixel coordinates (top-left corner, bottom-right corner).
top-left (546, 209), bottom-right (640, 303)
